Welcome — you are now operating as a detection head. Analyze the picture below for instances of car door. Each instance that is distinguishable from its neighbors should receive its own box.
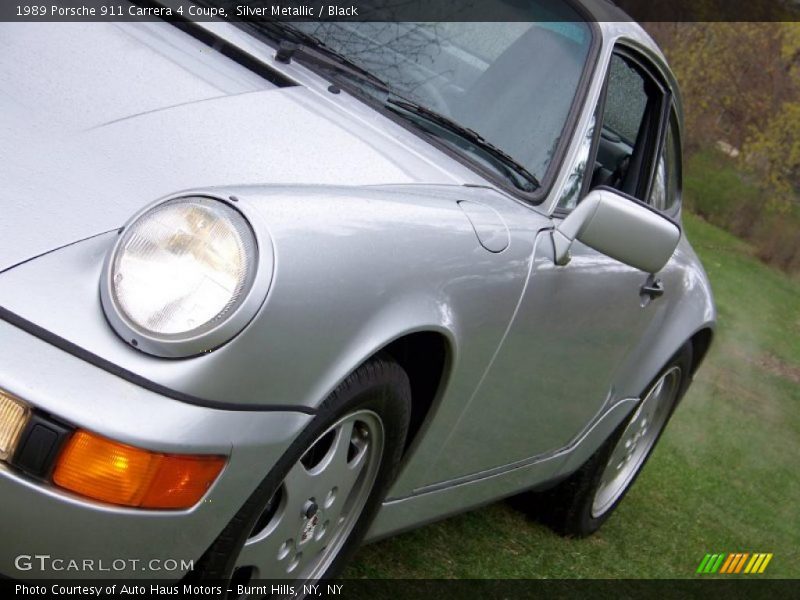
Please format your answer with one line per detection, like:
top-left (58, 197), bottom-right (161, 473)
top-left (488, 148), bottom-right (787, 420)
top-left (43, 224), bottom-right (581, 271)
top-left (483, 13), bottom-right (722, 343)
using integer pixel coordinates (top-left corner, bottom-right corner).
top-left (424, 47), bottom-right (680, 482)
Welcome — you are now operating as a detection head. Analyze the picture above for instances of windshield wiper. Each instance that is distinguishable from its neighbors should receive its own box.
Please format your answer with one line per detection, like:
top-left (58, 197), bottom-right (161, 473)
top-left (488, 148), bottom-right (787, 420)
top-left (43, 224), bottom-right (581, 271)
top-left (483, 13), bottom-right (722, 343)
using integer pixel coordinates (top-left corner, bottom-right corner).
top-left (245, 21), bottom-right (540, 192)
top-left (249, 22), bottom-right (393, 94)
top-left (386, 98), bottom-right (541, 192)
top-left (275, 41), bottom-right (393, 93)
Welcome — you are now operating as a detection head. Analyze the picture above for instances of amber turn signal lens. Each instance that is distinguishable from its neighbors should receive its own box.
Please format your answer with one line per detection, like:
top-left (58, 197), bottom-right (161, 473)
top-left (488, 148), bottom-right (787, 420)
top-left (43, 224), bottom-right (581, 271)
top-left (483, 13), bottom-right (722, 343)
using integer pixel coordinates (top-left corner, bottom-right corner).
top-left (53, 431), bottom-right (225, 509)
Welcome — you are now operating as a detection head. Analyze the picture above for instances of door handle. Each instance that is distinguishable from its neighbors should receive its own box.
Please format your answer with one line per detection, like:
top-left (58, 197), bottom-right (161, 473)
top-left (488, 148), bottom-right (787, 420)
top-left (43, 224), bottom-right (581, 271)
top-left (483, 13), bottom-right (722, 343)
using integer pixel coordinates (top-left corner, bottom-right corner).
top-left (640, 279), bottom-right (665, 299)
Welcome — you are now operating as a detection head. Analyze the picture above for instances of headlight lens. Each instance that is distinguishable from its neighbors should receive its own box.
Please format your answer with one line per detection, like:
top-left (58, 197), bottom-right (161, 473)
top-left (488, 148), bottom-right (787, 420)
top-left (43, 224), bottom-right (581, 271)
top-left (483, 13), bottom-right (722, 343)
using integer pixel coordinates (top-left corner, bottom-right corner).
top-left (109, 197), bottom-right (257, 343)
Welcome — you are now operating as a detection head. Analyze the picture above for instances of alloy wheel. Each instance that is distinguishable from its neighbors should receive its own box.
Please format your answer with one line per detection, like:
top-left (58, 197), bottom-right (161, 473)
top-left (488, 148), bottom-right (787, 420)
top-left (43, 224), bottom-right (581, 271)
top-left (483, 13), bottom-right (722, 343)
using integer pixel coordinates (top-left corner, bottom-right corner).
top-left (591, 366), bottom-right (681, 518)
top-left (232, 409), bottom-right (384, 587)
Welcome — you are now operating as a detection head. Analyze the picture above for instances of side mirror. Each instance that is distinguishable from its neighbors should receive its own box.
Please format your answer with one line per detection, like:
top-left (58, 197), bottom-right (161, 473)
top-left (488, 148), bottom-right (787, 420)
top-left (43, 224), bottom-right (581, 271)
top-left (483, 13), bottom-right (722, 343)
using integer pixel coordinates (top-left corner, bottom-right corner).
top-left (552, 188), bottom-right (680, 273)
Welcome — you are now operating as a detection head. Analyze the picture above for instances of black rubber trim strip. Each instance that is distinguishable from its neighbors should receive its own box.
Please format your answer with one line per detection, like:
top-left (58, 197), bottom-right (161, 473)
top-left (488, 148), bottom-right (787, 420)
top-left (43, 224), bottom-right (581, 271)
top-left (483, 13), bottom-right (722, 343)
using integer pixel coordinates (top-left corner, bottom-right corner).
top-left (0, 230), bottom-right (118, 277)
top-left (0, 306), bottom-right (316, 416)
top-left (171, 20), bottom-right (298, 89)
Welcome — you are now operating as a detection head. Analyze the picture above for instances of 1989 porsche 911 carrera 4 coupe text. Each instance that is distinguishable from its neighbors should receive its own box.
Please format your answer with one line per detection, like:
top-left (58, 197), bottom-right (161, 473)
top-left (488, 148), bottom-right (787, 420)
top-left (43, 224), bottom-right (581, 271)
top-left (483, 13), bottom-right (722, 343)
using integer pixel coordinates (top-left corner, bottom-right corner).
top-left (0, 0), bottom-right (714, 586)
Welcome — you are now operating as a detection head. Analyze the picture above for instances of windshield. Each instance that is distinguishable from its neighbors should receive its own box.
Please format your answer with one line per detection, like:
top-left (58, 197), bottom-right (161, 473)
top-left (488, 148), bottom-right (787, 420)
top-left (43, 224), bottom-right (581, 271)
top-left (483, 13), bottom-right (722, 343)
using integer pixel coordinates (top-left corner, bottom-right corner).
top-left (284, 15), bottom-right (593, 187)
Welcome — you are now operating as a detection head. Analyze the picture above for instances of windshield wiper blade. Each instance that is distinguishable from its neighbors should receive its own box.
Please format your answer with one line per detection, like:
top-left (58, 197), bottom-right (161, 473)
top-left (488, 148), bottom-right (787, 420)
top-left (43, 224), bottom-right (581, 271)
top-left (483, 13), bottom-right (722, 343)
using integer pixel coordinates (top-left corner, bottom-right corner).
top-left (251, 22), bottom-right (393, 94)
top-left (386, 98), bottom-right (541, 191)
top-left (274, 41), bottom-right (393, 93)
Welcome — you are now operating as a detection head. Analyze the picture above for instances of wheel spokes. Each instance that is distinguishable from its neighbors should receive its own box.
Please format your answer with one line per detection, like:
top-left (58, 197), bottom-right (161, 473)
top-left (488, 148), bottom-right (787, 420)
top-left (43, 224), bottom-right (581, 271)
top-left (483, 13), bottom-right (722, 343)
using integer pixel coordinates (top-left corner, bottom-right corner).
top-left (283, 459), bottom-right (319, 507)
top-left (238, 491), bottom-right (305, 579)
top-left (318, 420), bottom-right (370, 495)
top-left (233, 410), bottom-right (383, 584)
top-left (301, 418), bottom-right (371, 538)
top-left (591, 367), bottom-right (682, 518)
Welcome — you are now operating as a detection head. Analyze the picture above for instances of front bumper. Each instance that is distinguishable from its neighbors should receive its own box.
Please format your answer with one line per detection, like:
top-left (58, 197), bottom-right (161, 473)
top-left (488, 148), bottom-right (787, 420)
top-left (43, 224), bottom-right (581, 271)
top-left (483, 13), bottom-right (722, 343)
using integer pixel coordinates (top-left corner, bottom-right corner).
top-left (0, 318), bottom-right (311, 579)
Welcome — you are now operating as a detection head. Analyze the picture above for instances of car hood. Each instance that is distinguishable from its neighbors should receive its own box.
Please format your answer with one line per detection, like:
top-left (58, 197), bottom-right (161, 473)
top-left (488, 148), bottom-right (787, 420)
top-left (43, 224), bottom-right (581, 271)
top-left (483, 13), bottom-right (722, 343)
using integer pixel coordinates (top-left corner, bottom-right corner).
top-left (0, 22), bottom-right (468, 273)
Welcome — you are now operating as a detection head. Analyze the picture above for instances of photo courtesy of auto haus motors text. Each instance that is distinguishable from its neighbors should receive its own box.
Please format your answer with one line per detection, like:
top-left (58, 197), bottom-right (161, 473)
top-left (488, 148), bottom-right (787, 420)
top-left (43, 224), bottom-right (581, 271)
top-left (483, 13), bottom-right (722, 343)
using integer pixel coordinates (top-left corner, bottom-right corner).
top-left (0, 0), bottom-right (797, 598)
top-left (13, 583), bottom-right (344, 598)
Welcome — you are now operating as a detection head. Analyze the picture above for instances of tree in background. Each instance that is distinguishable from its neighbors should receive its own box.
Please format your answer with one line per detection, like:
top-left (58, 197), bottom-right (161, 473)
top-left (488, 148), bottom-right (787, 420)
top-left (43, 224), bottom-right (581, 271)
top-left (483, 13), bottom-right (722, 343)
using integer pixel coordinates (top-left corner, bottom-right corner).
top-left (647, 23), bottom-right (798, 153)
top-left (646, 22), bottom-right (800, 272)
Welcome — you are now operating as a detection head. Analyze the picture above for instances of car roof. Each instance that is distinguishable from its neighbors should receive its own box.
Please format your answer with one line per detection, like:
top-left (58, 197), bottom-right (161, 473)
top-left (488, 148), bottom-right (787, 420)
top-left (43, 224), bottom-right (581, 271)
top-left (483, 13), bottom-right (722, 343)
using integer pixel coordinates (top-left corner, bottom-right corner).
top-left (578, 0), bottom-right (683, 125)
top-left (580, 1), bottom-right (663, 56)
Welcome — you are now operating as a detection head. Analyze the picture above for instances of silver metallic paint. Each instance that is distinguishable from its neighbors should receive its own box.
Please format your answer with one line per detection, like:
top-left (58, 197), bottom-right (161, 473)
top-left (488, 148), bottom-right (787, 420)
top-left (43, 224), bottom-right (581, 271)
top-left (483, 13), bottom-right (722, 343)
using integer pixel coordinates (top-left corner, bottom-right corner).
top-left (0, 22), bottom-right (484, 275)
top-left (552, 188), bottom-right (681, 273)
top-left (0, 13), bottom-right (715, 574)
top-left (366, 397), bottom-right (640, 541)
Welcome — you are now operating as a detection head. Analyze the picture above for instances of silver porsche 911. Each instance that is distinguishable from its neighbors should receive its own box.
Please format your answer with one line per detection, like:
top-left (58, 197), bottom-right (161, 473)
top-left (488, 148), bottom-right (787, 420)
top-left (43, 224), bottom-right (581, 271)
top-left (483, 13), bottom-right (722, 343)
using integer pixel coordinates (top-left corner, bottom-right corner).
top-left (0, 0), bottom-right (715, 586)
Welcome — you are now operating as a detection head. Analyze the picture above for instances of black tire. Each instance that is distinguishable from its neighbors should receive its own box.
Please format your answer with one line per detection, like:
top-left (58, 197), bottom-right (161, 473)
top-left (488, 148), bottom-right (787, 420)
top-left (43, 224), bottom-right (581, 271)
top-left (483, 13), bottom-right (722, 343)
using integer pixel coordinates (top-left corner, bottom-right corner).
top-left (520, 344), bottom-right (693, 537)
top-left (189, 356), bottom-right (411, 588)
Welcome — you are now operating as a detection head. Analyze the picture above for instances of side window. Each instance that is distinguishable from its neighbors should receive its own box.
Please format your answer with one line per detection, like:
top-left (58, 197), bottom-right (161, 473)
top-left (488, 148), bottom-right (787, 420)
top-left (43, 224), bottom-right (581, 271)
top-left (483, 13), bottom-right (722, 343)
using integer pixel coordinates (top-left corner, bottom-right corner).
top-left (592, 53), bottom-right (665, 201)
top-left (559, 51), bottom-right (671, 212)
top-left (649, 113), bottom-right (681, 212)
top-left (650, 150), bottom-right (667, 210)
top-left (603, 55), bottom-right (648, 144)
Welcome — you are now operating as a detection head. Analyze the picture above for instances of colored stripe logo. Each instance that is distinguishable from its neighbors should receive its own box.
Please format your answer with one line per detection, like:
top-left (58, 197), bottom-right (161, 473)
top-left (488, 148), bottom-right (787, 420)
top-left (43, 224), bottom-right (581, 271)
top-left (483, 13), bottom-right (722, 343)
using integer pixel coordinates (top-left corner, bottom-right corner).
top-left (696, 553), bottom-right (773, 574)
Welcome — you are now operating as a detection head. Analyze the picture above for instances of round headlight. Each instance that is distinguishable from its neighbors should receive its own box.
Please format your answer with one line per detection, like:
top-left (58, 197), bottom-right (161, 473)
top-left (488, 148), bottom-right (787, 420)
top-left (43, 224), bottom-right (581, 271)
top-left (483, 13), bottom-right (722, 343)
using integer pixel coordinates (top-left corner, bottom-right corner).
top-left (102, 196), bottom-right (267, 357)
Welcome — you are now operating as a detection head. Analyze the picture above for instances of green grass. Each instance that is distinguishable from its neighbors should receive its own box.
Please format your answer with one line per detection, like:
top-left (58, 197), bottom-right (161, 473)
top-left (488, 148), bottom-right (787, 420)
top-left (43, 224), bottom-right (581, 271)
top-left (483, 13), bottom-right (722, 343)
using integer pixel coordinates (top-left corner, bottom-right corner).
top-left (346, 212), bottom-right (800, 579)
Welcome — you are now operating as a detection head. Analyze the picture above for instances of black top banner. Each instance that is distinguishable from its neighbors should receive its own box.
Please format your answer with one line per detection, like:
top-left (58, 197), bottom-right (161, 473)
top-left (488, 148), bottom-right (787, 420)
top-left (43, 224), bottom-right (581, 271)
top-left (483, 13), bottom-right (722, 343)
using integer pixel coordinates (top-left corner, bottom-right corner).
top-left (2, 0), bottom-right (800, 22)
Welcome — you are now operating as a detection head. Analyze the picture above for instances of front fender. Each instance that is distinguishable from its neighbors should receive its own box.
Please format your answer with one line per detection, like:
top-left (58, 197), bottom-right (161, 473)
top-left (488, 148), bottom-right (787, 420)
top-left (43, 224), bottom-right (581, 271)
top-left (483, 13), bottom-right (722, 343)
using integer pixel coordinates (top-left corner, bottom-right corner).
top-left (0, 184), bottom-right (532, 418)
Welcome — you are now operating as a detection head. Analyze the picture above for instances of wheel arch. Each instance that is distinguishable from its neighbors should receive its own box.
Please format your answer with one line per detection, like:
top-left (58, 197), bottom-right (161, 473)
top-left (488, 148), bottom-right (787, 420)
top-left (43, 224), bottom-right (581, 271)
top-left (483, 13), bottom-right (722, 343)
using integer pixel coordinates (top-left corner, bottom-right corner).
top-left (378, 331), bottom-right (453, 456)
top-left (688, 326), bottom-right (714, 378)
